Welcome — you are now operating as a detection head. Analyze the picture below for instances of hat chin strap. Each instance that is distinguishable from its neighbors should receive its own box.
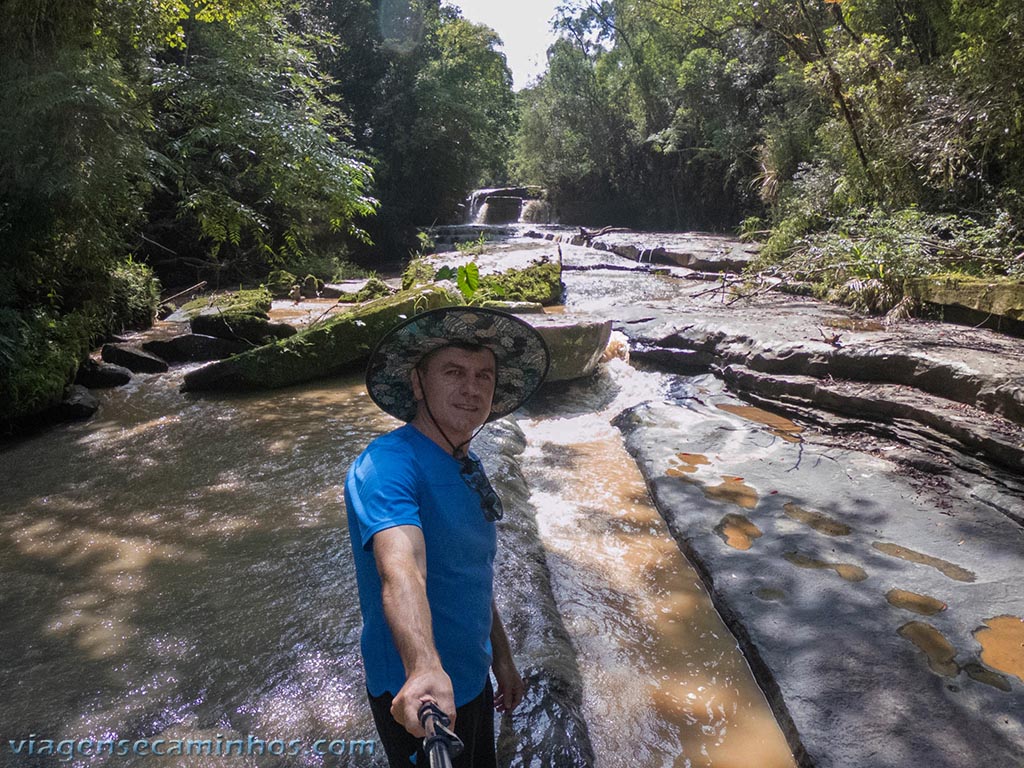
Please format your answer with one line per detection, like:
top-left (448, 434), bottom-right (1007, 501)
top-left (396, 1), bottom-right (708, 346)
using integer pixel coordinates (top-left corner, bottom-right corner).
top-left (415, 369), bottom-right (486, 458)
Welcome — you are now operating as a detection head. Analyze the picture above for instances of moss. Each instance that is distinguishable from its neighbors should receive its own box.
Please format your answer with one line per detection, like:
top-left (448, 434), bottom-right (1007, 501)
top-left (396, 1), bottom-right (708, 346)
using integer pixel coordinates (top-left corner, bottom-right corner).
top-left (477, 261), bottom-right (563, 306)
top-left (182, 285), bottom-right (458, 392)
top-left (905, 275), bottom-right (1024, 320)
top-left (337, 275), bottom-right (393, 303)
top-left (402, 257), bottom-right (436, 290)
top-left (178, 287), bottom-right (273, 320)
top-left (266, 270), bottom-right (298, 298)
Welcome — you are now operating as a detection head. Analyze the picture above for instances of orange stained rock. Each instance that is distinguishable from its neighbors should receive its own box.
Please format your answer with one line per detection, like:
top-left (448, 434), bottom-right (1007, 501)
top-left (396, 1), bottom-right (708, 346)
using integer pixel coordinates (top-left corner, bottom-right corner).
top-left (872, 542), bottom-right (976, 583)
top-left (784, 551), bottom-right (868, 582)
top-left (886, 589), bottom-right (947, 616)
top-left (898, 621), bottom-right (959, 677)
top-left (666, 452), bottom-right (711, 475)
top-left (783, 502), bottom-right (852, 536)
top-left (714, 513), bottom-right (763, 550)
top-left (704, 476), bottom-right (759, 509)
top-left (974, 615), bottom-right (1024, 684)
top-left (716, 403), bottom-right (803, 443)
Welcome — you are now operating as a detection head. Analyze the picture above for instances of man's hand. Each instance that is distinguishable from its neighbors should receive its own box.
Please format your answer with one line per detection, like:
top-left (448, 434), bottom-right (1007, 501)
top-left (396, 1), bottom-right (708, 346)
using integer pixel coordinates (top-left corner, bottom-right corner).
top-left (391, 666), bottom-right (456, 738)
top-left (492, 657), bottom-right (525, 714)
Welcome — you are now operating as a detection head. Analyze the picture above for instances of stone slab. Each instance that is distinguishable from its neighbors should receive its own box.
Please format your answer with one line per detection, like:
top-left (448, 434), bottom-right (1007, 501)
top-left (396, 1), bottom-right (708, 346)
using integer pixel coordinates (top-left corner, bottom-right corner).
top-left (100, 343), bottom-right (169, 374)
top-left (615, 399), bottom-right (1024, 768)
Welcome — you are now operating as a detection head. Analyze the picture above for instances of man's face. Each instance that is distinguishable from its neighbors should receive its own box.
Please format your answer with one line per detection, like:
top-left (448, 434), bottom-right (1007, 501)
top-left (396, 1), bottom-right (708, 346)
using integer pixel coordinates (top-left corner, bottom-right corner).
top-left (411, 345), bottom-right (497, 439)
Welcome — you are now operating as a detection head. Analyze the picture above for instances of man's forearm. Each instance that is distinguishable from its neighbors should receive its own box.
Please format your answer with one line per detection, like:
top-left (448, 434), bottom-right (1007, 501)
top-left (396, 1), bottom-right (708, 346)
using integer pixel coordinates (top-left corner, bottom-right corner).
top-left (490, 600), bottom-right (515, 668)
top-left (490, 601), bottom-right (525, 713)
top-left (381, 562), bottom-right (441, 675)
top-left (373, 525), bottom-right (454, 735)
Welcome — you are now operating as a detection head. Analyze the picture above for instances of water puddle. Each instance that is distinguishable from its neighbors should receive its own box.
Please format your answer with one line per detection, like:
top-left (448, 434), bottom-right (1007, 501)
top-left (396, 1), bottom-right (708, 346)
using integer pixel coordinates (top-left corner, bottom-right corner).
top-left (973, 616), bottom-right (1024, 684)
top-left (962, 662), bottom-right (1012, 692)
top-left (664, 453), bottom-right (759, 510)
top-left (715, 404), bottom-right (803, 443)
top-left (754, 588), bottom-right (787, 602)
top-left (715, 514), bottom-right (763, 550)
top-left (897, 621), bottom-right (959, 677)
top-left (666, 452), bottom-right (711, 476)
top-left (783, 503), bottom-right (852, 536)
top-left (783, 552), bottom-right (868, 582)
top-left (871, 542), bottom-right (976, 582)
top-left (704, 476), bottom-right (759, 509)
top-left (885, 589), bottom-right (947, 616)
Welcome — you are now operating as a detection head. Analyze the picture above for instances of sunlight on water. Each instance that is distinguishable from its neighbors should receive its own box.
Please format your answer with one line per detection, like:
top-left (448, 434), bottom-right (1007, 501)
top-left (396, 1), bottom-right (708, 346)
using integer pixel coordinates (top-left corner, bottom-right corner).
top-left (0, 369), bottom-right (391, 767)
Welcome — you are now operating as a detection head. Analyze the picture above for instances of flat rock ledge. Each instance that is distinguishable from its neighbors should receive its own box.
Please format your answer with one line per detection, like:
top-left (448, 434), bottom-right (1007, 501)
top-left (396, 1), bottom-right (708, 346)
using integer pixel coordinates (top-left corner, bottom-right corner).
top-left (616, 296), bottom-right (1024, 483)
top-left (526, 229), bottom-right (759, 273)
top-left (614, 400), bottom-right (1024, 768)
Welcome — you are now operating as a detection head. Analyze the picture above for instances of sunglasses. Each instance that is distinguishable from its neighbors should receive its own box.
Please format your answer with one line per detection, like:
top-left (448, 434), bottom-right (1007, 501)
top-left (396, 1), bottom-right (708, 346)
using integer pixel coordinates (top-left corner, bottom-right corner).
top-left (459, 455), bottom-right (504, 522)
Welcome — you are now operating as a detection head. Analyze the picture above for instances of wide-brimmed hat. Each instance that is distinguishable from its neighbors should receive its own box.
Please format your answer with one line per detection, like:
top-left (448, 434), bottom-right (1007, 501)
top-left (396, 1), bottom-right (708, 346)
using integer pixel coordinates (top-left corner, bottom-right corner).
top-left (366, 306), bottom-right (550, 423)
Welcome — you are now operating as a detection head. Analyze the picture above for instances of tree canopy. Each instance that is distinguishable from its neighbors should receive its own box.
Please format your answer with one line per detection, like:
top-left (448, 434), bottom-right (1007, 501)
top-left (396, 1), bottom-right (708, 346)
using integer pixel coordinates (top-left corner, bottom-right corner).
top-left (514, 0), bottom-right (1023, 299)
top-left (0, 0), bottom-right (517, 427)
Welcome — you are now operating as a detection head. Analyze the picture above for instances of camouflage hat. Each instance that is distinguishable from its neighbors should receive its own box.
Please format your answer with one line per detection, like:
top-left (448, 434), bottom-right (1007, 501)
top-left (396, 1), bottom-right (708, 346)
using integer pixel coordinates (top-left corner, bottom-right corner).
top-left (366, 306), bottom-right (550, 423)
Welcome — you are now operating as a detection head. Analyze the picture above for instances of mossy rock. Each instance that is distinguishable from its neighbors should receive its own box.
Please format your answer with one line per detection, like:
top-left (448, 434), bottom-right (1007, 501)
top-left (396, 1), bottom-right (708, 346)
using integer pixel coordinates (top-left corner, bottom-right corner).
top-left (403, 258), bottom-right (563, 306)
top-left (478, 261), bottom-right (562, 306)
top-left (181, 285), bottom-right (458, 392)
top-left (905, 275), bottom-right (1024, 322)
top-left (174, 287), bottom-right (273, 321)
top-left (337, 276), bottom-right (393, 303)
top-left (190, 313), bottom-right (297, 345)
top-left (266, 270), bottom-right (298, 299)
top-left (402, 258), bottom-right (437, 290)
top-left (478, 300), bottom-right (545, 314)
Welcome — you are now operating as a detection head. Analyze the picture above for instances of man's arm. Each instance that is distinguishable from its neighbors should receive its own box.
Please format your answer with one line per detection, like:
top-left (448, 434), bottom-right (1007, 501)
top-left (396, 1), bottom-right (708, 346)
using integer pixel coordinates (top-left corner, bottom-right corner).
top-left (490, 600), bottom-right (525, 713)
top-left (373, 525), bottom-right (455, 737)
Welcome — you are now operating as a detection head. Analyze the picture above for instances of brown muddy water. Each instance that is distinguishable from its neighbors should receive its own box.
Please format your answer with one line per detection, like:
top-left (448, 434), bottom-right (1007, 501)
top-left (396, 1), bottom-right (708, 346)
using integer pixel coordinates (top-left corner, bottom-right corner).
top-left (0, 335), bottom-right (796, 767)
top-left (520, 360), bottom-right (796, 768)
top-left (0, 367), bottom-right (387, 767)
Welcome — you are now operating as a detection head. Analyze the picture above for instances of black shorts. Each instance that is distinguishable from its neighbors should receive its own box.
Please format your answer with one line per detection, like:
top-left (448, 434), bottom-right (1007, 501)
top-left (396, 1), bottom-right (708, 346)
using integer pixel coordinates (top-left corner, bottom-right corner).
top-left (368, 680), bottom-right (496, 768)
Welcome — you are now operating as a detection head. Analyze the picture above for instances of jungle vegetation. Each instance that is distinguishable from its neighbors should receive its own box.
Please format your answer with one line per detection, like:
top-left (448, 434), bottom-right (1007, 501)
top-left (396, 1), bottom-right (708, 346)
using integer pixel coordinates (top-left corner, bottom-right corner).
top-left (3, 0), bottom-right (1022, 428)
top-left (0, 0), bottom-right (515, 427)
top-left (515, 0), bottom-right (1024, 310)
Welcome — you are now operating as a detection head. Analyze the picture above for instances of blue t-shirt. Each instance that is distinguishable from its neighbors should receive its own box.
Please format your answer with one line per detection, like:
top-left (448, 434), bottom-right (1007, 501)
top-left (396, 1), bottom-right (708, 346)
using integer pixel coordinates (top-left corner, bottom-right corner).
top-left (344, 424), bottom-right (497, 706)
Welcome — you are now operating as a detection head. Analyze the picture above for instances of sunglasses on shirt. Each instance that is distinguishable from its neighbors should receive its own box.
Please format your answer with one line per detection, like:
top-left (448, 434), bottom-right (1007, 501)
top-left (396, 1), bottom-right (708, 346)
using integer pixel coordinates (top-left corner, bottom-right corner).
top-left (458, 455), bottom-right (504, 522)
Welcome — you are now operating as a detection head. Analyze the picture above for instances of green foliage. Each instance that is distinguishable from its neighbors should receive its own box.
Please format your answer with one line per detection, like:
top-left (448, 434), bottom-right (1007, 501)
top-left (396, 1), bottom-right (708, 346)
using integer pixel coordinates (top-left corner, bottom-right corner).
top-left (0, 308), bottom-right (94, 428)
top-left (142, 3), bottom-right (376, 282)
top-left (754, 207), bottom-right (1022, 313)
top-left (322, 1), bottom-right (518, 257)
top-left (456, 263), bottom-right (481, 301)
top-left (518, 0), bottom-right (1024, 291)
top-left (454, 234), bottom-right (489, 256)
top-left (106, 260), bottom-right (161, 333)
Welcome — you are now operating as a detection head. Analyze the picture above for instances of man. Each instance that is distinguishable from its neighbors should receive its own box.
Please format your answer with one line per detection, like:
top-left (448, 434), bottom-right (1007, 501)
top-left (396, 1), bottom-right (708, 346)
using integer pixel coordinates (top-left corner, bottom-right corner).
top-left (345, 307), bottom-right (550, 767)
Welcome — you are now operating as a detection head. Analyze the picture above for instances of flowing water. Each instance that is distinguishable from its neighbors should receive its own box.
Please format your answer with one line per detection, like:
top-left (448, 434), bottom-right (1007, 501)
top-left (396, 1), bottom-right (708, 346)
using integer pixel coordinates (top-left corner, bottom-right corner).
top-left (0, 260), bottom-right (797, 766)
top-left (520, 361), bottom-right (795, 768)
top-left (0, 368), bottom-right (388, 766)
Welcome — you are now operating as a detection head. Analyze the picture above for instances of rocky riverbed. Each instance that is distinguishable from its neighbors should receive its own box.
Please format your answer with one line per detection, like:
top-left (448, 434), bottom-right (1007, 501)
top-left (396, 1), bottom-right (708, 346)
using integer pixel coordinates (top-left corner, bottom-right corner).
top-left (530, 232), bottom-right (1024, 767)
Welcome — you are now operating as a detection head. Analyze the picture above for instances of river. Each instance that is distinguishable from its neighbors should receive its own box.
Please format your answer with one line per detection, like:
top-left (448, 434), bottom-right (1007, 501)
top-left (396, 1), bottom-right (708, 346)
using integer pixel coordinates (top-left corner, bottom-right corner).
top-left (0, 248), bottom-right (797, 767)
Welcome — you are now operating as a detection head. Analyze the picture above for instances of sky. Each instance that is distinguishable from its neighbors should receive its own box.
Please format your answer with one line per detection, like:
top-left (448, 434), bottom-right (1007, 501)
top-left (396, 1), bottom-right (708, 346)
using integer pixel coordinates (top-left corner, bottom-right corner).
top-left (449, 0), bottom-right (561, 90)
